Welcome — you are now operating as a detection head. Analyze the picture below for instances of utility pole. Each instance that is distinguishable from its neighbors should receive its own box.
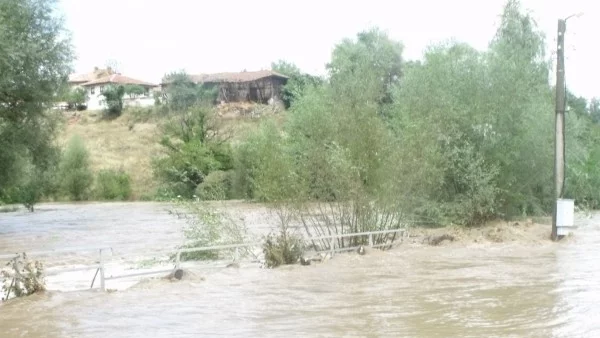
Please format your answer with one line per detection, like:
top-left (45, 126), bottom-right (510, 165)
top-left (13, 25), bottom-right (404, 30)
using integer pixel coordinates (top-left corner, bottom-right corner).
top-left (552, 19), bottom-right (566, 241)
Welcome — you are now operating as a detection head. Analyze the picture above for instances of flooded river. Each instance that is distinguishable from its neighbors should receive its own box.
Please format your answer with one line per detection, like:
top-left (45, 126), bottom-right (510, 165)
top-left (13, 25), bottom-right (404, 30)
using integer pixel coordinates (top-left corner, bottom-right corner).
top-left (0, 202), bottom-right (598, 337)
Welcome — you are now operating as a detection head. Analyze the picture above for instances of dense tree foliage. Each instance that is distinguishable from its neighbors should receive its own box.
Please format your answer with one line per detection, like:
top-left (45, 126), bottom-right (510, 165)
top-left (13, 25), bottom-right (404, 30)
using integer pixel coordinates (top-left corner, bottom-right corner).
top-left (100, 84), bottom-right (125, 116)
top-left (236, 0), bottom-right (600, 227)
top-left (59, 136), bottom-right (93, 201)
top-left (153, 105), bottom-right (233, 199)
top-left (123, 84), bottom-right (146, 99)
top-left (327, 27), bottom-right (403, 116)
top-left (65, 87), bottom-right (89, 110)
top-left (161, 72), bottom-right (217, 112)
top-left (271, 60), bottom-right (323, 108)
top-left (0, 0), bottom-right (73, 203)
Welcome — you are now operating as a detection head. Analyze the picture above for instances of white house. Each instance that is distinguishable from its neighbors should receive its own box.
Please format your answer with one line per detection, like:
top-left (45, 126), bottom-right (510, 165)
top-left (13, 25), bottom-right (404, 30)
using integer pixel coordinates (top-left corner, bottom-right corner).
top-left (68, 68), bottom-right (157, 110)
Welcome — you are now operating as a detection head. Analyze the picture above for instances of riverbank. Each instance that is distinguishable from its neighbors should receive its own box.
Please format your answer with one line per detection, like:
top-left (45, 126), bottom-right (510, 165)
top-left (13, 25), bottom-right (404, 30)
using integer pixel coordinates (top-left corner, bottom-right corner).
top-left (0, 201), bottom-right (566, 255)
top-left (405, 219), bottom-right (556, 247)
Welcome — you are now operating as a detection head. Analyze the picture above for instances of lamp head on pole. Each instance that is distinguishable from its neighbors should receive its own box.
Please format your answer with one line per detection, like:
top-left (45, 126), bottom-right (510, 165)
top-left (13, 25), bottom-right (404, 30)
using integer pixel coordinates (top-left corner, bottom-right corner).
top-left (565, 12), bottom-right (584, 22)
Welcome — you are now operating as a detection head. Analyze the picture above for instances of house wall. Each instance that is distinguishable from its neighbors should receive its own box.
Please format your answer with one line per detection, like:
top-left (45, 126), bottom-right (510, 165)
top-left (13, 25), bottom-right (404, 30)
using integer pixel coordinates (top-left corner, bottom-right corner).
top-left (80, 85), bottom-right (153, 110)
top-left (215, 76), bottom-right (287, 103)
top-left (86, 85), bottom-right (105, 110)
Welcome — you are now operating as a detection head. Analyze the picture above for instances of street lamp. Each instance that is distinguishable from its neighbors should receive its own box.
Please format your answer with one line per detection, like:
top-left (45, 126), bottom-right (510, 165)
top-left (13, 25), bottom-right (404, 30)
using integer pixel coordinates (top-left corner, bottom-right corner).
top-left (552, 12), bottom-right (583, 241)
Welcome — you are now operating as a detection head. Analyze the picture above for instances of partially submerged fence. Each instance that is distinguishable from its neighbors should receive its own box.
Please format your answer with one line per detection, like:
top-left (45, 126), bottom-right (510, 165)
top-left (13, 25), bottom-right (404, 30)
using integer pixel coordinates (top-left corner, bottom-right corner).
top-left (0, 228), bottom-right (408, 293)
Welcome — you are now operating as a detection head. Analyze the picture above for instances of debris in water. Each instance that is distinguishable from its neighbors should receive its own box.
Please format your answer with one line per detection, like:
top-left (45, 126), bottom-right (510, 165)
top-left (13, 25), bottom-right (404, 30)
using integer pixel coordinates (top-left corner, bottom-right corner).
top-left (166, 269), bottom-right (185, 281)
top-left (357, 245), bottom-right (366, 255)
top-left (425, 234), bottom-right (455, 246)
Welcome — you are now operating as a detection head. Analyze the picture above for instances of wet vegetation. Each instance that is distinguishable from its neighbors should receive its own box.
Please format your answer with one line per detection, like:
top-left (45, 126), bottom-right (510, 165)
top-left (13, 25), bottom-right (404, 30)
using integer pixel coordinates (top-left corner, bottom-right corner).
top-left (2, 0), bottom-right (600, 254)
top-left (1, 253), bottom-right (46, 300)
top-left (262, 210), bottom-right (304, 268)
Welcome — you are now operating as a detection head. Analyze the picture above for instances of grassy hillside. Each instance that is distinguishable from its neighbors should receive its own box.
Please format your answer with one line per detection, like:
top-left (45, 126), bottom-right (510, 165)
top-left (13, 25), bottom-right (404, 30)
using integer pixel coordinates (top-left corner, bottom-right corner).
top-left (60, 104), bottom-right (285, 199)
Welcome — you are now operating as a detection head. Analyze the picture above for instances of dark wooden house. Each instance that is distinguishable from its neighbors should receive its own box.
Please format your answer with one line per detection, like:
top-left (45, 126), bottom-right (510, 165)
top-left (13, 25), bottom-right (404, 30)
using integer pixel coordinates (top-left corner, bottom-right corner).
top-left (163, 70), bottom-right (288, 104)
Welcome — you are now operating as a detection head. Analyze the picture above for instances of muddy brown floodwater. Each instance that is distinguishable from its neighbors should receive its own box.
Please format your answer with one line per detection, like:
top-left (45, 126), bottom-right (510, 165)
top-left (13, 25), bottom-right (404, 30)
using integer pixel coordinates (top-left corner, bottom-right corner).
top-left (0, 202), bottom-right (599, 337)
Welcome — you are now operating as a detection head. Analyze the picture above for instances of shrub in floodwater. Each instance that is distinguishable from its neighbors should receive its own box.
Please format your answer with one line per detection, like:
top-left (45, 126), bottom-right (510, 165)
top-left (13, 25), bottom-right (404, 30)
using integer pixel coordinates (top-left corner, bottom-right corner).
top-left (169, 200), bottom-right (251, 262)
top-left (59, 135), bottom-right (93, 201)
top-left (95, 169), bottom-right (132, 200)
top-left (1, 253), bottom-right (45, 300)
top-left (262, 211), bottom-right (304, 268)
top-left (194, 170), bottom-right (232, 201)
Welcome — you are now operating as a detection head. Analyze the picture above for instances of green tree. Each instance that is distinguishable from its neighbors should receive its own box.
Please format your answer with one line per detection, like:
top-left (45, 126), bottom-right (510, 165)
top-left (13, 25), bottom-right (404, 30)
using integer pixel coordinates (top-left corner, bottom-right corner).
top-left (66, 87), bottom-right (89, 110)
top-left (590, 98), bottom-right (600, 123)
top-left (153, 106), bottom-right (233, 198)
top-left (162, 71), bottom-right (217, 112)
top-left (59, 136), bottom-right (93, 201)
top-left (0, 0), bottom-right (73, 202)
top-left (95, 169), bottom-right (132, 200)
top-left (100, 84), bottom-right (125, 116)
top-left (236, 30), bottom-right (410, 246)
top-left (390, 0), bottom-right (554, 224)
top-left (567, 91), bottom-right (588, 117)
top-left (327, 27), bottom-right (403, 115)
top-left (271, 60), bottom-right (323, 108)
top-left (123, 84), bottom-right (146, 99)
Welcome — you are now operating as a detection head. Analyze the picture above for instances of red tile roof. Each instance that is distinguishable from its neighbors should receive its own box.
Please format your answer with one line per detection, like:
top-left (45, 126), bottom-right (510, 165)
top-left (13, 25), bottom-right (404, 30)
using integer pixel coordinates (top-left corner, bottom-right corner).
top-left (68, 68), bottom-right (115, 83)
top-left (68, 73), bottom-right (94, 83)
top-left (189, 70), bottom-right (288, 84)
top-left (81, 74), bottom-right (156, 87)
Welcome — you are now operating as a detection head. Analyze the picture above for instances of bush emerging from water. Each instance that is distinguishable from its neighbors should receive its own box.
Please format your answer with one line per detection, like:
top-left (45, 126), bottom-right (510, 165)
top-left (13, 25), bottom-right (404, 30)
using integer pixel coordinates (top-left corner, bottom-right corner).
top-left (59, 136), bottom-right (94, 201)
top-left (95, 169), bottom-right (132, 201)
top-left (1, 253), bottom-right (45, 300)
top-left (169, 200), bottom-right (251, 262)
top-left (262, 211), bottom-right (304, 268)
top-left (195, 170), bottom-right (232, 200)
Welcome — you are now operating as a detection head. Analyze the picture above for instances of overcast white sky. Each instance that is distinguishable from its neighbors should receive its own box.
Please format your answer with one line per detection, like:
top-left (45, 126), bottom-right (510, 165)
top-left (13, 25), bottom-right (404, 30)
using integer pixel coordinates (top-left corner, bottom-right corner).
top-left (59, 0), bottom-right (599, 98)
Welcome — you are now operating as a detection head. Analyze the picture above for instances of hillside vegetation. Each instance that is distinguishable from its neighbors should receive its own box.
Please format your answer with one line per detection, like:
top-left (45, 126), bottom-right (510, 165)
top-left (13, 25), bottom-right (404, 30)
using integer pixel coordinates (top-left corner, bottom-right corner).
top-left (60, 104), bottom-right (284, 199)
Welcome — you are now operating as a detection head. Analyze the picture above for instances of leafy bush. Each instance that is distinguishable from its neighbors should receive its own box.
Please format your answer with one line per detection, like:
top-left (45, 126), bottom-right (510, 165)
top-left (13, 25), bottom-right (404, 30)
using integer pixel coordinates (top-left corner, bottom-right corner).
top-left (232, 120), bottom-right (296, 201)
top-left (153, 106), bottom-right (233, 198)
top-left (59, 136), bottom-right (93, 201)
top-left (195, 170), bottom-right (232, 200)
top-left (95, 169), bottom-right (132, 200)
top-left (123, 84), bottom-right (146, 99)
top-left (15, 168), bottom-right (44, 212)
top-left (271, 60), bottom-right (323, 108)
top-left (65, 87), bottom-right (89, 110)
top-left (161, 72), bottom-right (218, 111)
top-left (169, 200), bottom-right (250, 261)
top-left (1, 253), bottom-right (45, 300)
top-left (565, 113), bottom-right (600, 210)
top-left (262, 212), bottom-right (304, 268)
top-left (101, 85), bottom-right (125, 117)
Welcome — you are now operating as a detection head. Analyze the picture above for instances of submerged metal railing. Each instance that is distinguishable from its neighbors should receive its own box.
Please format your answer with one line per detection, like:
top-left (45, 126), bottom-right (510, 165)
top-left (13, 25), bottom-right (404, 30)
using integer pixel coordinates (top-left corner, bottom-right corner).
top-left (0, 228), bottom-right (408, 293)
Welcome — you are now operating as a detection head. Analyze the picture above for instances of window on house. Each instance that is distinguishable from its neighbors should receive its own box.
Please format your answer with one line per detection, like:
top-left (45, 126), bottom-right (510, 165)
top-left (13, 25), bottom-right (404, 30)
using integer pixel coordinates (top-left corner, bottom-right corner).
top-left (90, 87), bottom-right (95, 94)
top-left (100, 86), bottom-right (104, 93)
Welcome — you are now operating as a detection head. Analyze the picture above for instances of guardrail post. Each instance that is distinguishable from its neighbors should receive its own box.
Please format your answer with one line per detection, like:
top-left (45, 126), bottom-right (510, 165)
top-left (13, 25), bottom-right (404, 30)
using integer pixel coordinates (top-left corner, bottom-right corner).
top-left (175, 251), bottom-right (181, 270)
top-left (234, 247), bottom-right (239, 262)
top-left (99, 249), bottom-right (105, 292)
top-left (330, 236), bottom-right (335, 257)
top-left (368, 233), bottom-right (373, 247)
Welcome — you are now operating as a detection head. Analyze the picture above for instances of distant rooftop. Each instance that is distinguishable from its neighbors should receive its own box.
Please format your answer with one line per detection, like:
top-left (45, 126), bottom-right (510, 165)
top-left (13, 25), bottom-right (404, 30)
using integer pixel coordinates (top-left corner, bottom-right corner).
top-left (68, 67), bottom-right (115, 83)
top-left (162, 70), bottom-right (288, 85)
top-left (81, 74), bottom-right (156, 87)
top-left (68, 67), bottom-right (155, 87)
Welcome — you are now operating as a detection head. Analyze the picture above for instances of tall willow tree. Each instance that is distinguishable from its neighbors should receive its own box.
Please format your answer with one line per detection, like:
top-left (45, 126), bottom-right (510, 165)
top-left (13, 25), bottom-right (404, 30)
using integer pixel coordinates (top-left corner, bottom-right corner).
top-left (391, 0), bottom-right (554, 224)
top-left (0, 0), bottom-right (73, 203)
